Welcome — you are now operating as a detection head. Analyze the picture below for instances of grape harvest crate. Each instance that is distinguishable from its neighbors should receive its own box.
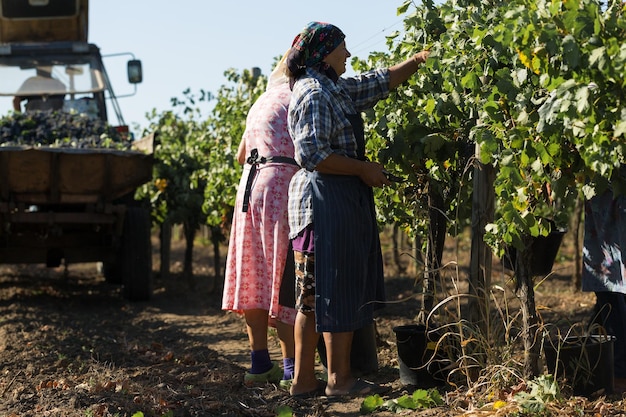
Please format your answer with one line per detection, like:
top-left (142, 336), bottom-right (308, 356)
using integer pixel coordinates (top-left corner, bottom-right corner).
top-left (0, 146), bottom-right (152, 205)
top-left (0, 138), bottom-right (154, 301)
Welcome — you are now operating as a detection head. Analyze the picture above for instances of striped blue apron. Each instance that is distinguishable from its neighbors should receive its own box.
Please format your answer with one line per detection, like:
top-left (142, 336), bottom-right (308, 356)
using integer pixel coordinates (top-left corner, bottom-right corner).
top-left (310, 113), bottom-right (385, 332)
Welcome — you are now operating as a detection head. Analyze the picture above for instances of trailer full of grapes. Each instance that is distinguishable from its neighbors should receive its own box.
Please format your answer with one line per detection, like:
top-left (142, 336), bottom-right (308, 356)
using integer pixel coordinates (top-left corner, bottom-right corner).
top-left (0, 0), bottom-right (154, 300)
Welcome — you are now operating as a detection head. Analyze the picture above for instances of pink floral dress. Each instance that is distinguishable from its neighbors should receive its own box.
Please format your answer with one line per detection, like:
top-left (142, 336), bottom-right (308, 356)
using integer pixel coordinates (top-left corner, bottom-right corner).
top-left (222, 83), bottom-right (298, 326)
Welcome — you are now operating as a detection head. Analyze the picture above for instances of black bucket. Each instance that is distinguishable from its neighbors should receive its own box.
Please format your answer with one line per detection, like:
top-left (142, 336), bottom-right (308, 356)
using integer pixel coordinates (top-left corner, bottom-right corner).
top-left (317, 322), bottom-right (378, 377)
top-left (503, 227), bottom-right (566, 276)
top-left (392, 324), bottom-right (447, 387)
top-left (544, 334), bottom-right (615, 396)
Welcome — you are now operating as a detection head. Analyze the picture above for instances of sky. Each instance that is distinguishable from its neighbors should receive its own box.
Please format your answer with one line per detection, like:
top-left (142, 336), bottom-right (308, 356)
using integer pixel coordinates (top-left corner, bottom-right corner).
top-left (85, 0), bottom-right (408, 136)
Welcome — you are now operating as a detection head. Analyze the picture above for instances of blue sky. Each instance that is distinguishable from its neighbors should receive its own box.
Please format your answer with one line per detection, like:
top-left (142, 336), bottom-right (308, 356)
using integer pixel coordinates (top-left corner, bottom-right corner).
top-left (87, 1), bottom-right (407, 135)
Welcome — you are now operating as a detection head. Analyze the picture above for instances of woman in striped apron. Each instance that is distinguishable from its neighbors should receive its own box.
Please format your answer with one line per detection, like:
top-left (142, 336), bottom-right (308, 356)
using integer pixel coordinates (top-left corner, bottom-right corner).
top-left (285, 21), bottom-right (430, 398)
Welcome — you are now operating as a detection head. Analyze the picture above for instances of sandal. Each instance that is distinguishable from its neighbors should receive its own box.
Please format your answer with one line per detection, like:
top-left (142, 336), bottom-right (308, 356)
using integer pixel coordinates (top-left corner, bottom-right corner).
top-left (279, 379), bottom-right (292, 390)
top-left (325, 378), bottom-right (389, 400)
top-left (244, 362), bottom-right (282, 386)
top-left (291, 379), bottom-right (327, 399)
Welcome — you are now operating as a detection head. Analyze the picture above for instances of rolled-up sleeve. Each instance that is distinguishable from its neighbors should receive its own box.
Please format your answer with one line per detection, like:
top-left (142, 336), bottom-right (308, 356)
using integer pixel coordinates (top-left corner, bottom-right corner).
top-left (340, 68), bottom-right (390, 111)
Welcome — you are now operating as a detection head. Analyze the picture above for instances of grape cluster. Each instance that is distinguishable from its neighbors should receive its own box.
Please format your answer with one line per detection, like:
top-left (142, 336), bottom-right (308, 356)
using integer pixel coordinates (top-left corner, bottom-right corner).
top-left (0, 111), bottom-right (130, 149)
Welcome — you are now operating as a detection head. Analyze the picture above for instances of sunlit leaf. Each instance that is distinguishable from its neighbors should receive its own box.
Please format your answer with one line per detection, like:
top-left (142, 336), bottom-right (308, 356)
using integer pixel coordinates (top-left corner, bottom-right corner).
top-left (493, 400), bottom-right (507, 410)
top-left (275, 406), bottom-right (293, 417)
top-left (360, 394), bottom-right (384, 414)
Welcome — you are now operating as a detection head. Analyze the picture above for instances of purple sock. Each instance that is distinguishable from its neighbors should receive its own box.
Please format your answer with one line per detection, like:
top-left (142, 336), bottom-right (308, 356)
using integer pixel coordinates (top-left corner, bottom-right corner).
top-left (250, 349), bottom-right (272, 374)
top-left (283, 357), bottom-right (295, 380)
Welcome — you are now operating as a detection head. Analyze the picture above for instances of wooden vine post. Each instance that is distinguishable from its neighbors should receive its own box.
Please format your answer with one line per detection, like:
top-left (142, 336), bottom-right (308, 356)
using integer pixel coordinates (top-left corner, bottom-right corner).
top-left (468, 142), bottom-right (494, 337)
top-left (468, 143), bottom-right (542, 378)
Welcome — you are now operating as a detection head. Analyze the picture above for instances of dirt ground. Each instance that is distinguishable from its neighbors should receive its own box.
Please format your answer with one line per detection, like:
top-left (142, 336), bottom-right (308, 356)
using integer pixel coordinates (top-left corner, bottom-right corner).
top-left (1, 230), bottom-right (626, 417)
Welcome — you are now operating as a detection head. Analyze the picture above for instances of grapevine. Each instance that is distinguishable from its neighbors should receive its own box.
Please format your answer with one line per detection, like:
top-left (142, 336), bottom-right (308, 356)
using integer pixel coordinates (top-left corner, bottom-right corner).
top-left (356, 0), bottom-right (625, 379)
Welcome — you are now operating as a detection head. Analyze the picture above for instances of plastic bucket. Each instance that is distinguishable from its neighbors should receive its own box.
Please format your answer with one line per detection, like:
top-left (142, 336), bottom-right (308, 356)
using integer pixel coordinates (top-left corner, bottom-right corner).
top-left (503, 228), bottom-right (566, 276)
top-left (393, 324), bottom-right (447, 387)
top-left (544, 334), bottom-right (615, 396)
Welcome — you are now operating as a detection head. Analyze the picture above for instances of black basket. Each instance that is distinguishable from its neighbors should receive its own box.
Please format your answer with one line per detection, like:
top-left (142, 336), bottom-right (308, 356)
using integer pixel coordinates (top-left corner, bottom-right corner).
top-left (544, 334), bottom-right (615, 396)
top-left (392, 324), bottom-right (448, 387)
top-left (503, 228), bottom-right (566, 276)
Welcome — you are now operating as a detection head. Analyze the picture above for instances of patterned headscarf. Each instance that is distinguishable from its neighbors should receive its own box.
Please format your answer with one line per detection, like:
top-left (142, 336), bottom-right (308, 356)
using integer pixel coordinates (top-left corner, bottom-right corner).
top-left (286, 21), bottom-right (345, 78)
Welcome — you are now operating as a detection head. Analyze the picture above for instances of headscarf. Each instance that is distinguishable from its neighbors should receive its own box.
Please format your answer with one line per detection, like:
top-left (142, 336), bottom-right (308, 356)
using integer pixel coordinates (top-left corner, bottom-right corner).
top-left (266, 50), bottom-right (290, 91)
top-left (286, 21), bottom-right (345, 79)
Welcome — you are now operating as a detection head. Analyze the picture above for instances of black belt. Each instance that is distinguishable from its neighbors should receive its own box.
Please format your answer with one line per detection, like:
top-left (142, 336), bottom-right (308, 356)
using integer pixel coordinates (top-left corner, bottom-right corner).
top-left (242, 148), bottom-right (299, 212)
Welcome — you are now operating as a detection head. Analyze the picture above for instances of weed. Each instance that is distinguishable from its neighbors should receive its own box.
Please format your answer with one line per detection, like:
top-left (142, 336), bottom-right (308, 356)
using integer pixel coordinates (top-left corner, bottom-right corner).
top-left (275, 405), bottom-right (293, 417)
top-left (360, 388), bottom-right (444, 414)
top-left (514, 374), bottom-right (560, 414)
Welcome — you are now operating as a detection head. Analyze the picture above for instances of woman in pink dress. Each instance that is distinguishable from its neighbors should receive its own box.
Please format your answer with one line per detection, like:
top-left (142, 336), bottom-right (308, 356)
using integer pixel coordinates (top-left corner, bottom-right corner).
top-left (222, 57), bottom-right (298, 387)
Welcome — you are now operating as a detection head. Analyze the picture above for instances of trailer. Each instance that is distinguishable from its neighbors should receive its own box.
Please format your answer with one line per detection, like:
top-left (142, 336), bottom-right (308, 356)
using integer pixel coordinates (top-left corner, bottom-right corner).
top-left (0, 0), bottom-right (154, 300)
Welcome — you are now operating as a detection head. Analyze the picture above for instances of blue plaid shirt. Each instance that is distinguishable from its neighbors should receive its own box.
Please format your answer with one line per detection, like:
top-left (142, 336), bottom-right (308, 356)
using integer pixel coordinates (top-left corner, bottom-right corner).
top-left (287, 67), bottom-right (390, 238)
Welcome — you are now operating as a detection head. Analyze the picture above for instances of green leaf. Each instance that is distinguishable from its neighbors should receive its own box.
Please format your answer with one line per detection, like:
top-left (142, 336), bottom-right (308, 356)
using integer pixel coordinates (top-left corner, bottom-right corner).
top-left (275, 405), bottom-right (293, 417)
top-left (514, 68), bottom-right (528, 86)
top-left (429, 388), bottom-right (444, 405)
top-left (483, 100), bottom-right (501, 120)
top-left (588, 46), bottom-right (607, 69)
top-left (582, 183), bottom-right (597, 199)
top-left (575, 86), bottom-right (590, 113)
top-left (514, 374), bottom-right (560, 414)
top-left (528, 218), bottom-right (540, 237)
top-left (616, 119), bottom-right (626, 138)
top-left (381, 399), bottom-right (402, 412)
top-left (397, 0), bottom-right (411, 15)
top-left (422, 133), bottom-right (446, 156)
top-left (412, 388), bottom-right (431, 406)
top-left (520, 150), bottom-right (530, 166)
top-left (561, 35), bottom-right (581, 69)
top-left (461, 71), bottom-right (479, 89)
top-left (396, 394), bottom-right (418, 409)
top-left (546, 142), bottom-right (561, 156)
top-left (360, 394), bottom-right (384, 414)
